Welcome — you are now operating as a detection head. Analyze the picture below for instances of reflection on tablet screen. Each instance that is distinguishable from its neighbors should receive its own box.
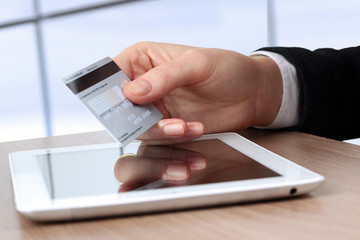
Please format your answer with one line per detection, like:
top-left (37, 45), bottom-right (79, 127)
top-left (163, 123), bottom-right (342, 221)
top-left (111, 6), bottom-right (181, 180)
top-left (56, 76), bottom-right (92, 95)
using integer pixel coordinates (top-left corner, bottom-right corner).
top-left (36, 139), bottom-right (280, 200)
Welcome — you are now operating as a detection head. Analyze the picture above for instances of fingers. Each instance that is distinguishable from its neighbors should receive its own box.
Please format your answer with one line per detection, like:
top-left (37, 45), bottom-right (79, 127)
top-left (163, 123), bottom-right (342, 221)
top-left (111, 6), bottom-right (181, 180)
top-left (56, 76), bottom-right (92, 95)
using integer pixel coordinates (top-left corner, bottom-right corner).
top-left (137, 119), bottom-right (205, 145)
top-left (123, 51), bottom-right (205, 104)
top-left (113, 42), bottom-right (193, 80)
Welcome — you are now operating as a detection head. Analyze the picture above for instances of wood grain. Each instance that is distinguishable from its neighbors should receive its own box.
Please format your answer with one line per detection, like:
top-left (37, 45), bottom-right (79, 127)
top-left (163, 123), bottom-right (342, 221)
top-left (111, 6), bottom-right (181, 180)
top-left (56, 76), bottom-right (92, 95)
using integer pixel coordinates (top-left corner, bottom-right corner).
top-left (1, 129), bottom-right (360, 240)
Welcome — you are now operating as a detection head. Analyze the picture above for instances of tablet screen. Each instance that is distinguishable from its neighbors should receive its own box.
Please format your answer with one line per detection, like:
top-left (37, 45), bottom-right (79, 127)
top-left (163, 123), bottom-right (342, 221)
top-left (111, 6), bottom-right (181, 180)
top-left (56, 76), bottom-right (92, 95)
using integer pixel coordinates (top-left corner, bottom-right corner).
top-left (36, 139), bottom-right (280, 200)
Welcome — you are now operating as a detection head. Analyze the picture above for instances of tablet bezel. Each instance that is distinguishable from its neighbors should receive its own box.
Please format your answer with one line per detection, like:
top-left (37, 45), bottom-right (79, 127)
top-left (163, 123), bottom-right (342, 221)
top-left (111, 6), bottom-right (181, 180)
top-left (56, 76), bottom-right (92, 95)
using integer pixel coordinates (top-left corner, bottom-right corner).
top-left (9, 132), bottom-right (324, 221)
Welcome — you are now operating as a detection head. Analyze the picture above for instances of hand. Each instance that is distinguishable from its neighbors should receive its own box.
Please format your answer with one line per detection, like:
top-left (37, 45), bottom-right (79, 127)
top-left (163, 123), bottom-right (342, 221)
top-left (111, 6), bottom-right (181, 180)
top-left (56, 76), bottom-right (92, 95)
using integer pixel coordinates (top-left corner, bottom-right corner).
top-left (113, 42), bottom-right (282, 144)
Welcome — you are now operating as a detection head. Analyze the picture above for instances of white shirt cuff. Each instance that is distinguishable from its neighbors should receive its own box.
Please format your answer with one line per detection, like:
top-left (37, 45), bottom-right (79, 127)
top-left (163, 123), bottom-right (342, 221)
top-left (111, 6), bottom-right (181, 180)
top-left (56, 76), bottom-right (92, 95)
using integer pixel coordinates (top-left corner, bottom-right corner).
top-left (250, 51), bottom-right (299, 129)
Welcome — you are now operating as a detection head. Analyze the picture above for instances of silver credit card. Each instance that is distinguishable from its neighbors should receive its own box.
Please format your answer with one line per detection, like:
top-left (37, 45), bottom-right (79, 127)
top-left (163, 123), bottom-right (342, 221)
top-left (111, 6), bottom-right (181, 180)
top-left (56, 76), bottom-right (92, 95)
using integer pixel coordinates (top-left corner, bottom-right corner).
top-left (63, 57), bottom-right (163, 146)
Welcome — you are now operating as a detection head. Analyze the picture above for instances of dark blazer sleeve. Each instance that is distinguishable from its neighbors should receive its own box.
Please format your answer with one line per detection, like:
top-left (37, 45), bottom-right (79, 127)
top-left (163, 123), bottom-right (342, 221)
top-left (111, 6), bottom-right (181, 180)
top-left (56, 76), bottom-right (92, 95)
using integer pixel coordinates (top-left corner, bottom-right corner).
top-left (258, 46), bottom-right (360, 140)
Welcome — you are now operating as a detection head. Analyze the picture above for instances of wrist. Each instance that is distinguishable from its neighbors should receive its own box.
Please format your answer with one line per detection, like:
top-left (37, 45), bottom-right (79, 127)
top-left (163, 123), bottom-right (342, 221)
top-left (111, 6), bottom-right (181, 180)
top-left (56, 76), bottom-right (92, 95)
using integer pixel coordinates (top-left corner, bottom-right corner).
top-left (250, 55), bottom-right (283, 127)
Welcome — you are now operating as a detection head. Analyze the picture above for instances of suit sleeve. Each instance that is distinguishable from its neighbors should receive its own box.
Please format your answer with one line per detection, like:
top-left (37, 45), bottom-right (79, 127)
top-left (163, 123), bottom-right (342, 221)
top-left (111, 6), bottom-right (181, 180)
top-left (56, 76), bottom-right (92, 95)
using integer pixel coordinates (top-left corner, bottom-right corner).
top-left (258, 46), bottom-right (360, 140)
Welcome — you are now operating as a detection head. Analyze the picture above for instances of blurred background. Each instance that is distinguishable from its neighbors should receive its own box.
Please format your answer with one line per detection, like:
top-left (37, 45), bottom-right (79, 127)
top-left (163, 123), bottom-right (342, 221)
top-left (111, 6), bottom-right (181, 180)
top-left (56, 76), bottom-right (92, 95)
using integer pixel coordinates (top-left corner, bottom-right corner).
top-left (1, 0), bottom-right (360, 142)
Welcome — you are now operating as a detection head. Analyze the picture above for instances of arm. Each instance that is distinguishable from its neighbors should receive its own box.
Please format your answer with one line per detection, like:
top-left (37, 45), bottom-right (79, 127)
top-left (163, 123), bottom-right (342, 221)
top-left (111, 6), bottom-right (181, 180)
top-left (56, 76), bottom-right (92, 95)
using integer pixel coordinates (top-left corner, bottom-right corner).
top-left (261, 46), bottom-right (360, 140)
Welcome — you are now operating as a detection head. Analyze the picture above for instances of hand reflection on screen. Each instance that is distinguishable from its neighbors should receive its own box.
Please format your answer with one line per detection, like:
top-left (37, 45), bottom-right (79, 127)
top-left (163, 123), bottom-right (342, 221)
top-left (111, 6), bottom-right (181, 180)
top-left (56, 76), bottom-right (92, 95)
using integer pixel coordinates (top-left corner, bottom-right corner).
top-left (114, 140), bottom-right (279, 193)
top-left (114, 144), bottom-right (207, 192)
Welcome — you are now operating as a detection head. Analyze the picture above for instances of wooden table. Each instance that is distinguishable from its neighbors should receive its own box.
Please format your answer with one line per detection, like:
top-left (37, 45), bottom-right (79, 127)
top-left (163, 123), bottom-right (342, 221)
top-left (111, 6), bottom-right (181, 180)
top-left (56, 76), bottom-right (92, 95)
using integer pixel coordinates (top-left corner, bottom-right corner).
top-left (1, 129), bottom-right (360, 239)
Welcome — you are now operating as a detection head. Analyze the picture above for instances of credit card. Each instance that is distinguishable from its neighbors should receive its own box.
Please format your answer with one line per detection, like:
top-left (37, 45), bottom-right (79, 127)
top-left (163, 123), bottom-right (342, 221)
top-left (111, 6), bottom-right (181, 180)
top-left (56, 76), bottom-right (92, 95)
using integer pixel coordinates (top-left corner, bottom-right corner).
top-left (63, 57), bottom-right (163, 146)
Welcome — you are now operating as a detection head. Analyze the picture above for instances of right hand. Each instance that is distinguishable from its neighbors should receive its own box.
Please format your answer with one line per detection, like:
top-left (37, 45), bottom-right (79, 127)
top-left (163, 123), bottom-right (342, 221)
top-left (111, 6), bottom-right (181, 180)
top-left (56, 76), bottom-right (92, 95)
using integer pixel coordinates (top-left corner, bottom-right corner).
top-left (113, 42), bottom-right (282, 144)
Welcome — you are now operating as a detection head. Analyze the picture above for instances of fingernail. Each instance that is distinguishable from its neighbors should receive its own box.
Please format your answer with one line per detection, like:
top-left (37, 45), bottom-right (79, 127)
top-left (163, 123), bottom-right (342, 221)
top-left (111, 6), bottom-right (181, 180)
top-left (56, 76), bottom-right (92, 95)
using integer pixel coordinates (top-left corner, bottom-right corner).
top-left (125, 79), bottom-right (152, 96)
top-left (163, 123), bottom-right (185, 137)
top-left (163, 162), bottom-right (189, 181)
top-left (185, 123), bottom-right (205, 137)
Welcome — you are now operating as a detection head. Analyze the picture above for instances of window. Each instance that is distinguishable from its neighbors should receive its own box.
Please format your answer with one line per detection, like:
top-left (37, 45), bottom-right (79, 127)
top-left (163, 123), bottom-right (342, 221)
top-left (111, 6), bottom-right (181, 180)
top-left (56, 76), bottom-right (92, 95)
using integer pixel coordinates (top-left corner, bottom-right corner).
top-left (0, 0), bottom-right (267, 142)
top-left (0, 24), bottom-right (44, 141)
top-left (2, 0), bottom-right (359, 142)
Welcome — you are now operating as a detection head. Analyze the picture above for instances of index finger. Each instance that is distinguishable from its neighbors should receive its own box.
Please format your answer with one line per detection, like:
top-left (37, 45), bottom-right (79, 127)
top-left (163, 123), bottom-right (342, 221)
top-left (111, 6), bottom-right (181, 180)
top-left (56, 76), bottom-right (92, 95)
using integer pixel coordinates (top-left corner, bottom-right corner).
top-left (113, 41), bottom-right (193, 80)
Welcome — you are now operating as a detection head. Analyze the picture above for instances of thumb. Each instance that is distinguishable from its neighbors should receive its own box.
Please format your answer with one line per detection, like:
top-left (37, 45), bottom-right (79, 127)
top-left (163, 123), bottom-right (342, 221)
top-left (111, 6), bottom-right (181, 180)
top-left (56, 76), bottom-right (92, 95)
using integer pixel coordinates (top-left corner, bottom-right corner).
top-left (123, 56), bottom-right (200, 104)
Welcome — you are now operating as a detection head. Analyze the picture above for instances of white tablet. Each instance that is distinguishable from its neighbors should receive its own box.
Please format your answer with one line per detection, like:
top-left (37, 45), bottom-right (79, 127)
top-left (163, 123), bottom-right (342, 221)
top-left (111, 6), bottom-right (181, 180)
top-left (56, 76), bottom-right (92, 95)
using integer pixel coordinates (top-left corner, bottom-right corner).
top-left (9, 132), bottom-right (324, 222)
